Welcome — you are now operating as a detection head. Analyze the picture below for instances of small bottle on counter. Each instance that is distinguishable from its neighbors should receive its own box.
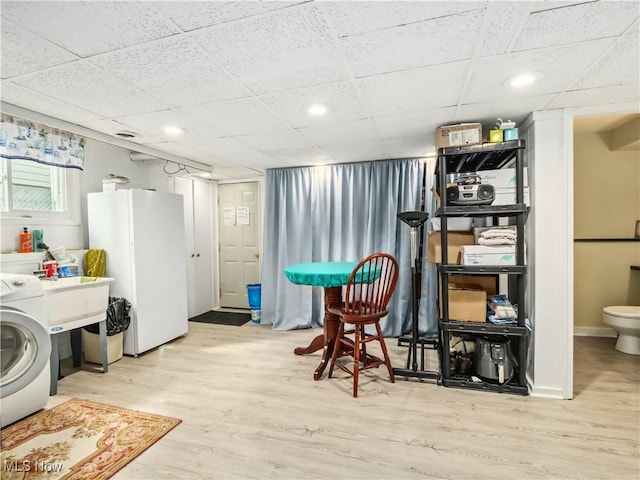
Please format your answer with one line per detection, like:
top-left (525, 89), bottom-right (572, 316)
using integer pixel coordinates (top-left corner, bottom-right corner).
top-left (19, 227), bottom-right (32, 253)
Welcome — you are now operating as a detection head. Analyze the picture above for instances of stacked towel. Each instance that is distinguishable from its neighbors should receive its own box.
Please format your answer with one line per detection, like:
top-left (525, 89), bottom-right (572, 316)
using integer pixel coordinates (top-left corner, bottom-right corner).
top-left (478, 227), bottom-right (517, 246)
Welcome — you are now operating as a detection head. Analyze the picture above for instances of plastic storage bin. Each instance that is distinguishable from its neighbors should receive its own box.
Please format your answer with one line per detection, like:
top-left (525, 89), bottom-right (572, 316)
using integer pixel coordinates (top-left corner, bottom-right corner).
top-left (246, 283), bottom-right (261, 323)
top-left (82, 330), bottom-right (123, 364)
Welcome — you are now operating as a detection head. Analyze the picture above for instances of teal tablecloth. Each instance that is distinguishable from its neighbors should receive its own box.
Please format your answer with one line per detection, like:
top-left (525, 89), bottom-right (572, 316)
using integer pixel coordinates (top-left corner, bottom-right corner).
top-left (284, 262), bottom-right (358, 288)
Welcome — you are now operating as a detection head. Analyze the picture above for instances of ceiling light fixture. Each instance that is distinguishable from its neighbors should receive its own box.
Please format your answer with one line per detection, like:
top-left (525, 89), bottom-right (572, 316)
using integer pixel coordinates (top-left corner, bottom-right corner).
top-left (308, 104), bottom-right (328, 116)
top-left (163, 126), bottom-right (186, 137)
top-left (510, 73), bottom-right (537, 88)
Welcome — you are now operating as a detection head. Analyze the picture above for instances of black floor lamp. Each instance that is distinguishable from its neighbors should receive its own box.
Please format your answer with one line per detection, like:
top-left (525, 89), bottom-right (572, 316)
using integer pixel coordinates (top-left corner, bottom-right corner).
top-left (394, 211), bottom-right (440, 381)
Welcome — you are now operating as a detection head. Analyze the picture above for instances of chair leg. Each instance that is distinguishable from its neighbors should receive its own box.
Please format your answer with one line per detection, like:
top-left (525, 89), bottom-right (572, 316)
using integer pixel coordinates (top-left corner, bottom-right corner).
top-left (328, 322), bottom-right (344, 379)
top-left (352, 323), bottom-right (360, 398)
top-left (359, 325), bottom-right (367, 363)
top-left (375, 322), bottom-right (395, 383)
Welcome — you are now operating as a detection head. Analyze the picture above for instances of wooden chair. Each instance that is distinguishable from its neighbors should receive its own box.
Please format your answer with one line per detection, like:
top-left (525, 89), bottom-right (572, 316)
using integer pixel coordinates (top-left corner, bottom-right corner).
top-left (327, 253), bottom-right (399, 397)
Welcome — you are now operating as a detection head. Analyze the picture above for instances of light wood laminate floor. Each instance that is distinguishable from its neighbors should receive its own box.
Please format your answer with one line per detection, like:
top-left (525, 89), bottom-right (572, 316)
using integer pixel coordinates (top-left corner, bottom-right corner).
top-left (48, 324), bottom-right (638, 480)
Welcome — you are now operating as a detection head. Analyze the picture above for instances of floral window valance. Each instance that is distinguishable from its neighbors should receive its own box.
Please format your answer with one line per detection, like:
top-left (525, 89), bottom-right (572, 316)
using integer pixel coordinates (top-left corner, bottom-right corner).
top-left (0, 113), bottom-right (85, 170)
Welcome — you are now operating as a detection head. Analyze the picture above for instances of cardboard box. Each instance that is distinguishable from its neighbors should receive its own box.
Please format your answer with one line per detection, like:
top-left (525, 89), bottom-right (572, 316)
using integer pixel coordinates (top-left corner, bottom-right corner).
top-left (461, 245), bottom-right (516, 266)
top-left (476, 167), bottom-right (529, 189)
top-left (444, 284), bottom-right (487, 323)
top-left (448, 274), bottom-right (497, 295)
top-left (436, 123), bottom-right (482, 150)
top-left (427, 231), bottom-right (475, 264)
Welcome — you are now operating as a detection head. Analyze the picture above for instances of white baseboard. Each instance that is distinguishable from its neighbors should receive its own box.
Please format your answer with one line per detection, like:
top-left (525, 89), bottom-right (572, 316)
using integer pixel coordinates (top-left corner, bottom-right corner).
top-left (574, 327), bottom-right (617, 338)
top-left (529, 385), bottom-right (568, 399)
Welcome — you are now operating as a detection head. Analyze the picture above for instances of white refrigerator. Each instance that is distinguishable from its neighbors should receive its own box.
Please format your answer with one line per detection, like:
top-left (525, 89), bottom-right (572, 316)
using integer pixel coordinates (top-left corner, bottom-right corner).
top-left (87, 189), bottom-right (189, 356)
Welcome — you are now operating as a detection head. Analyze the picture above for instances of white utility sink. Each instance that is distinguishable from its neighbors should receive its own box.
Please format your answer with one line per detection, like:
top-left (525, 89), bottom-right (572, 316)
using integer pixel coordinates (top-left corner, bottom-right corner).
top-left (42, 276), bottom-right (114, 332)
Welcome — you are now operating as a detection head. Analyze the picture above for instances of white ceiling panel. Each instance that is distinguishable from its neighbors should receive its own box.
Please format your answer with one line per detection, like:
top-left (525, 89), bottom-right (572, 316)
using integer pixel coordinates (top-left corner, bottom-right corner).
top-left (296, 118), bottom-right (380, 147)
top-left (232, 129), bottom-right (314, 152)
top-left (268, 147), bottom-right (334, 166)
top-left (322, 1), bottom-right (484, 37)
top-left (374, 107), bottom-right (457, 140)
top-left (90, 37), bottom-right (251, 108)
top-left (207, 166), bottom-right (266, 179)
top-left (260, 82), bottom-right (369, 128)
top-left (464, 39), bottom-right (614, 104)
top-left (512, 1), bottom-right (639, 52)
top-left (1, 2), bottom-right (181, 58)
top-left (572, 34), bottom-right (640, 90)
top-left (1, 21), bottom-right (78, 79)
top-left (115, 109), bottom-right (207, 140)
top-left (476, 2), bottom-right (534, 57)
top-left (358, 61), bottom-right (469, 116)
top-left (182, 98), bottom-right (289, 137)
top-left (0, 81), bottom-right (102, 123)
top-left (13, 62), bottom-right (170, 118)
top-left (340, 9), bottom-right (484, 78)
top-left (455, 94), bottom-right (557, 127)
top-left (82, 118), bottom-right (164, 145)
top-left (0, 2), bottom-right (638, 172)
top-left (193, 4), bottom-right (349, 95)
top-left (382, 134), bottom-right (436, 158)
top-left (549, 84), bottom-right (640, 109)
top-left (151, 1), bottom-right (303, 32)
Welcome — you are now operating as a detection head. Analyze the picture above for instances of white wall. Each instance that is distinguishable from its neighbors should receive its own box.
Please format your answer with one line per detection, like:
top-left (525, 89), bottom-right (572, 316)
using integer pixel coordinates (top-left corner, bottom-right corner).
top-left (522, 110), bottom-right (575, 400)
top-left (1, 138), bottom-right (172, 253)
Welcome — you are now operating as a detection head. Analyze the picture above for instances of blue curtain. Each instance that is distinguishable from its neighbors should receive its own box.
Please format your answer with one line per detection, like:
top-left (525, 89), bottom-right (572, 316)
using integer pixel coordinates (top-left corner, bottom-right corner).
top-left (262, 158), bottom-right (434, 337)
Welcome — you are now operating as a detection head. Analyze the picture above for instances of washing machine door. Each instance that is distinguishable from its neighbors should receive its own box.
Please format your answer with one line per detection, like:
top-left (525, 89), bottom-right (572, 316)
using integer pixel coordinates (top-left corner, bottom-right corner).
top-left (1, 306), bottom-right (51, 398)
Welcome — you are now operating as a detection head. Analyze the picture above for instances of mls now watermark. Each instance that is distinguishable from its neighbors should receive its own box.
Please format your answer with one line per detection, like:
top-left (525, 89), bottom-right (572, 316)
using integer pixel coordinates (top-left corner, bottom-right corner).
top-left (4, 459), bottom-right (64, 473)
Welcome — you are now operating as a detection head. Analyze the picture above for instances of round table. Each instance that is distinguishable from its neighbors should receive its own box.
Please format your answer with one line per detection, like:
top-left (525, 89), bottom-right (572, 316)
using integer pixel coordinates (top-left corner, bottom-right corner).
top-left (284, 262), bottom-right (357, 380)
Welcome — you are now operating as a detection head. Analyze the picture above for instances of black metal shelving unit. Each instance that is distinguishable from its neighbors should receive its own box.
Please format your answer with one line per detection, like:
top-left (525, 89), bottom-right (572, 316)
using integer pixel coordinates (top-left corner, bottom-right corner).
top-left (436, 139), bottom-right (529, 396)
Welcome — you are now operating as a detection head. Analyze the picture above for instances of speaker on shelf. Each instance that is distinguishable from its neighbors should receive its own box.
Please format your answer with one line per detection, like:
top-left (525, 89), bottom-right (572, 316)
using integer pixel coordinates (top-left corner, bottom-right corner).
top-left (445, 183), bottom-right (495, 206)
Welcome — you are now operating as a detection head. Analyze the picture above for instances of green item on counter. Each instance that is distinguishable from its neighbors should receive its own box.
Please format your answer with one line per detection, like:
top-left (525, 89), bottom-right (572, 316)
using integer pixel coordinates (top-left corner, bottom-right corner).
top-left (80, 276), bottom-right (98, 283)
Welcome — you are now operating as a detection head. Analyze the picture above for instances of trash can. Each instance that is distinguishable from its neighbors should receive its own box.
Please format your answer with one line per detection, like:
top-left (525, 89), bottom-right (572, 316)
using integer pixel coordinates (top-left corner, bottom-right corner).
top-left (82, 296), bottom-right (131, 364)
top-left (246, 283), bottom-right (261, 323)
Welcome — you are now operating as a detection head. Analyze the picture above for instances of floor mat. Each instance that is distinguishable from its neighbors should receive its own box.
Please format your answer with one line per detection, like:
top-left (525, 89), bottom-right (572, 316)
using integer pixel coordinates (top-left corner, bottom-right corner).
top-left (188, 310), bottom-right (251, 326)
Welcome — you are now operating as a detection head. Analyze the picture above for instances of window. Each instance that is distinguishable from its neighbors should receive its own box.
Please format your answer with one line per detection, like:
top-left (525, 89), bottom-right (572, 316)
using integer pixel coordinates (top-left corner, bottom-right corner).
top-left (1, 159), bottom-right (67, 213)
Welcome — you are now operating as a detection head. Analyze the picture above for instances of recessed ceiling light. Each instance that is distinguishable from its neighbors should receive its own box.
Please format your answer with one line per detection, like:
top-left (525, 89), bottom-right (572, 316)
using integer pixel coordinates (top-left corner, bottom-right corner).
top-left (510, 73), bottom-right (537, 88)
top-left (163, 126), bottom-right (186, 137)
top-left (308, 104), bottom-right (328, 116)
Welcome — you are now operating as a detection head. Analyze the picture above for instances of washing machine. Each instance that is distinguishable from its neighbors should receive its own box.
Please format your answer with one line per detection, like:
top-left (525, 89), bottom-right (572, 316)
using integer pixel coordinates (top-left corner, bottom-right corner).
top-left (1, 273), bottom-right (51, 428)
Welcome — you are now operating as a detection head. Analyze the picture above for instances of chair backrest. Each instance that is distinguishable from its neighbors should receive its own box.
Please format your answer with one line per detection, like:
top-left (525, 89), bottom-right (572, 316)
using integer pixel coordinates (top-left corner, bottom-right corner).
top-left (344, 253), bottom-right (399, 318)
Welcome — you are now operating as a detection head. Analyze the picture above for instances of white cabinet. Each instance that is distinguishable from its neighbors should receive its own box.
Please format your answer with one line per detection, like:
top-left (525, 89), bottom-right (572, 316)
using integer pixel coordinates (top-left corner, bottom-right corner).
top-left (174, 177), bottom-right (213, 318)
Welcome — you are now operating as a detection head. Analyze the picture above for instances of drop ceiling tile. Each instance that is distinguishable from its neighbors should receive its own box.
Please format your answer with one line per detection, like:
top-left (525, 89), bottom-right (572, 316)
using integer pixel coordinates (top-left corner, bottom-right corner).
top-left (192, 4), bottom-right (349, 95)
top-left (90, 37), bottom-right (251, 108)
top-left (319, 143), bottom-right (387, 163)
top-left (0, 81), bottom-right (102, 123)
top-left (382, 134), bottom-right (436, 158)
top-left (464, 39), bottom-right (614, 104)
top-left (340, 9), bottom-right (484, 77)
top-left (268, 147), bottom-right (334, 165)
top-left (144, 142), bottom-right (209, 162)
top-left (549, 84), bottom-right (640, 109)
top-left (206, 166), bottom-right (265, 179)
top-left (115, 109), bottom-right (206, 141)
top-left (572, 34), bottom-right (640, 90)
top-left (1, 1), bottom-right (181, 58)
top-left (260, 82), bottom-right (369, 128)
top-left (512, 1), bottom-right (639, 52)
top-left (374, 107), bottom-right (457, 139)
top-left (151, 1), bottom-right (303, 32)
top-left (82, 118), bottom-right (164, 145)
top-left (357, 61), bottom-right (469, 116)
top-left (323, 1), bottom-right (484, 37)
top-left (232, 129), bottom-right (314, 152)
top-left (296, 118), bottom-right (380, 147)
top-left (196, 137), bottom-right (272, 163)
top-left (1, 21), bottom-right (78, 79)
top-left (181, 98), bottom-right (289, 137)
top-left (476, 3), bottom-right (534, 56)
top-left (455, 94), bottom-right (557, 127)
top-left (13, 62), bottom-right (170, 118)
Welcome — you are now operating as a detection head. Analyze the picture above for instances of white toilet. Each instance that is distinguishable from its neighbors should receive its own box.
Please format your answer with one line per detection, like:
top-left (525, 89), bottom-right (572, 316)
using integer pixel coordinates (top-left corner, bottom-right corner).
top-left (602, 306), bottom-right (640, 355)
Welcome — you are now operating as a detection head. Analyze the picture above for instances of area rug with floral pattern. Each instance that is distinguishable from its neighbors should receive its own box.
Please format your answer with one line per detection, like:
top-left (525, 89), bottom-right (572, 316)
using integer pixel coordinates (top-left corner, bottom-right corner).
top-left (1, 398), bottom-right (181, 480)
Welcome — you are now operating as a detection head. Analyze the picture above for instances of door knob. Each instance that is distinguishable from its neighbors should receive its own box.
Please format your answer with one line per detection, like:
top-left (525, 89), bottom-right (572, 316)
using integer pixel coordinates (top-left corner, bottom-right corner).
top-left (255, 252), bottom-right (260, 258)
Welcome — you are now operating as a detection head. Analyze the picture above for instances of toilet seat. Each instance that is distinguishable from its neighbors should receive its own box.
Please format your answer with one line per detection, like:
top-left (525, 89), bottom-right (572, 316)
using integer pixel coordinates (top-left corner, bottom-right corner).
top-left (603, 306), bottom-right (640, 319)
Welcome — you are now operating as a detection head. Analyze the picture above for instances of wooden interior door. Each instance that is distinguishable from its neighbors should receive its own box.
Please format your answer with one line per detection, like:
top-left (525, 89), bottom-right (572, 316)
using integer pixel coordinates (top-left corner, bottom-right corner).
top-left (218, 182), bottom-right (260, 309)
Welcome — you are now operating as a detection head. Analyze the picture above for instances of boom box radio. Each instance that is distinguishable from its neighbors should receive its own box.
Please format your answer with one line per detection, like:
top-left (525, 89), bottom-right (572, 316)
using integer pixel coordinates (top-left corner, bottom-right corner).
top-left (445, 175), bottom-right (495, 206)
